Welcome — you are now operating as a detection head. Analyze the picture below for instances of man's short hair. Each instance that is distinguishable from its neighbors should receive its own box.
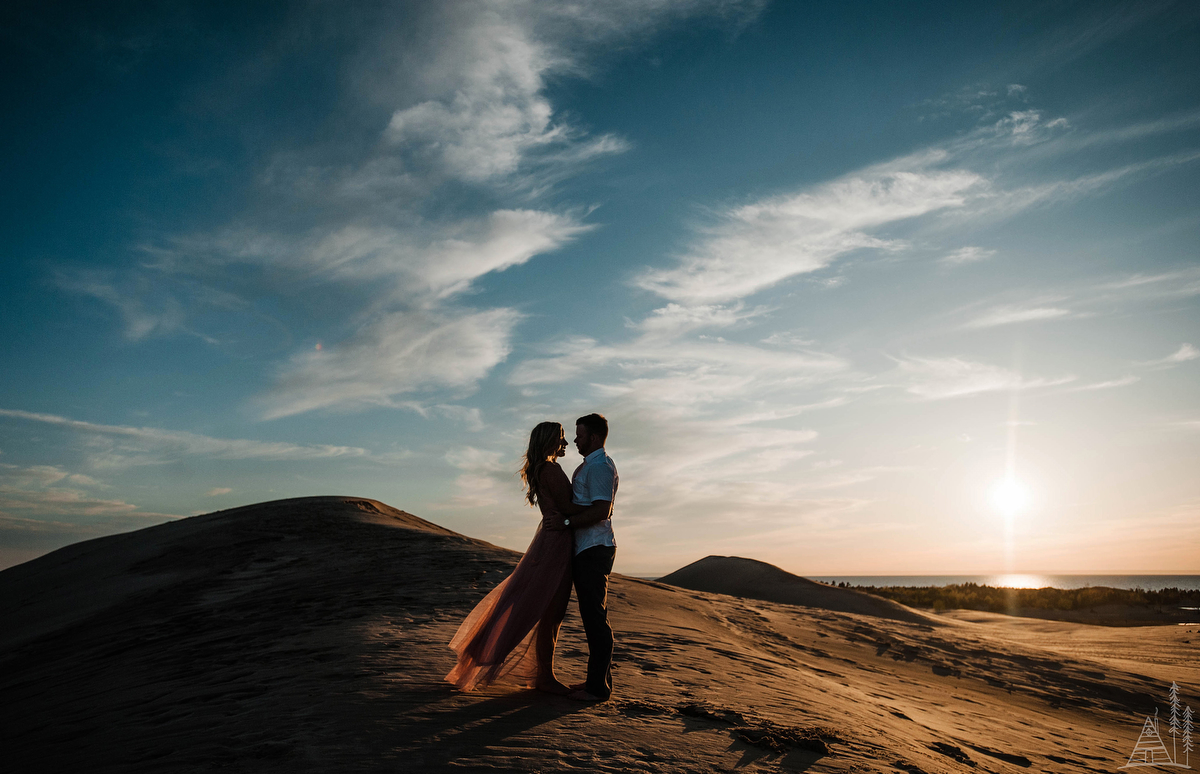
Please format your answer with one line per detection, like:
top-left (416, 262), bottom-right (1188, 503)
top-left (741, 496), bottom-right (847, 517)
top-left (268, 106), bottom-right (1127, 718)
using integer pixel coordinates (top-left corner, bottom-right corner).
top-left (576, 413), bottom-right (608, 444)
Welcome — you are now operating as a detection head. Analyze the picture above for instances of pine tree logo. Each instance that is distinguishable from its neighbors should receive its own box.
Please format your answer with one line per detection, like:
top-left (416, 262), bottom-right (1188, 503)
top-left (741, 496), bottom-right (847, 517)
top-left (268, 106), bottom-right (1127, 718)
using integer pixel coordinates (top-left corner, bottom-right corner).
top-left (1121, 682), bottom-right (1193, 769)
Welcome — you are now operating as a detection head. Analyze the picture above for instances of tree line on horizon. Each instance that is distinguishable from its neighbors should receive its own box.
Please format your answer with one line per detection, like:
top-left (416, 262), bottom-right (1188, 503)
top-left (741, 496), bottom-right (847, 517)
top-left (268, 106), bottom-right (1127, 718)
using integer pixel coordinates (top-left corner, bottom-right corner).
top-left (850, 582), bottom-right (1200, 612)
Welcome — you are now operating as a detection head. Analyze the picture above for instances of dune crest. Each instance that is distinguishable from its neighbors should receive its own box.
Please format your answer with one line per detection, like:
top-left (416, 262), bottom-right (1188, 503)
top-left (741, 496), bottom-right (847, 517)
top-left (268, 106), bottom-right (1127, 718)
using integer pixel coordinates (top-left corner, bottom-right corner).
top-left (658, 554), bottom-right (934, 625)
top-left (0, 496), bottom-right (476, 654)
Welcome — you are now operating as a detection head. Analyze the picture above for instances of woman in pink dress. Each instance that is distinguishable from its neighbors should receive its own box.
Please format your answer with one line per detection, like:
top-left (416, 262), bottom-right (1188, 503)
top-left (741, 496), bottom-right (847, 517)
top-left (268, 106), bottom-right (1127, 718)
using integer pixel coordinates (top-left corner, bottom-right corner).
top-left (445, 421), bottom-right (582, 694)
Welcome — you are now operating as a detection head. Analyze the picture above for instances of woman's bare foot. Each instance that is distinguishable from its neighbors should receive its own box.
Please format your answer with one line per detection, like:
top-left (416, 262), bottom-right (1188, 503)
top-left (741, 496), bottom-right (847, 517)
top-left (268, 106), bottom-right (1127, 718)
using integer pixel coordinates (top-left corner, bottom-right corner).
top-left (535, 677), bottom-right (571, 695)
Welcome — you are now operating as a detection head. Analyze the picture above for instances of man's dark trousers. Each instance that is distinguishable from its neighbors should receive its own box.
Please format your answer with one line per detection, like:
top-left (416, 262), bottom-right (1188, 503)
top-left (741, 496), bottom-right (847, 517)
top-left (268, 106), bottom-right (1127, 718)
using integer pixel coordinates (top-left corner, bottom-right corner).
top-left (572, 545), bottom-right (615, 699)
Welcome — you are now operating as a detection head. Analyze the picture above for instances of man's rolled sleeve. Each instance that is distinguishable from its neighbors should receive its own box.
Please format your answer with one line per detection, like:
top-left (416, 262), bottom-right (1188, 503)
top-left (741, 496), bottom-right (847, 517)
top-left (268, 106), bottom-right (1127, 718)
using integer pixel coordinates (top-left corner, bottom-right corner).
top-left (585, 463), bottom-right (615, 504)
top-left (571, 449), bottom-right (618, 554)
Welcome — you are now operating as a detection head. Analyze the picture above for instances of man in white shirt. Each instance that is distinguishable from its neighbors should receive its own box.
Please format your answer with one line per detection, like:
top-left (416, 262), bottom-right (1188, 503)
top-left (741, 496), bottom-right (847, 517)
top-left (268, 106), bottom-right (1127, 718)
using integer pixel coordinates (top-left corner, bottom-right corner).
top-left (565, 413), bottom-right (617, 701)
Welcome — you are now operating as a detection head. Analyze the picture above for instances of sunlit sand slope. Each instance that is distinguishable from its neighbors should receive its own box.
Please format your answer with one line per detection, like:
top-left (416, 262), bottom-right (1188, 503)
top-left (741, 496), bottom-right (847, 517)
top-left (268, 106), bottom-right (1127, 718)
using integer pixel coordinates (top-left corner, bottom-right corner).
top-left (1, 496), bottom-right (1195, 773)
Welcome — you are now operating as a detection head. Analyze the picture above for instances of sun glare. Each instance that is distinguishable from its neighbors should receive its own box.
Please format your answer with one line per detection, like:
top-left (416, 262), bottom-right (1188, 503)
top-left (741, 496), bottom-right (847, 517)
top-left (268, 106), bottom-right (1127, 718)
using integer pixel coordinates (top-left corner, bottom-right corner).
top-left (990, 478), bottom-right (1030, 517)
top-left (991, 574), bottom-right (1049, 589)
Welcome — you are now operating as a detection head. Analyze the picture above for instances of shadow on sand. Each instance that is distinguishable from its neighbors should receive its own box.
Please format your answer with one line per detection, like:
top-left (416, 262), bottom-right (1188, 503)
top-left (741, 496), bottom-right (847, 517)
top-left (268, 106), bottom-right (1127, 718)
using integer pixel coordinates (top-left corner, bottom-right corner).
top-left (365, 685), bottom-right (591, 766)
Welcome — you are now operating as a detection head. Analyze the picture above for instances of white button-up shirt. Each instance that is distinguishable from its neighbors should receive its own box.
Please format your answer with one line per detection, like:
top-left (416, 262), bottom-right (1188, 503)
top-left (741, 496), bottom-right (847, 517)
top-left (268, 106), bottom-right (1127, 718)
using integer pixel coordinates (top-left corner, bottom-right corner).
top-left (571, 447), bottom-right (618, 555)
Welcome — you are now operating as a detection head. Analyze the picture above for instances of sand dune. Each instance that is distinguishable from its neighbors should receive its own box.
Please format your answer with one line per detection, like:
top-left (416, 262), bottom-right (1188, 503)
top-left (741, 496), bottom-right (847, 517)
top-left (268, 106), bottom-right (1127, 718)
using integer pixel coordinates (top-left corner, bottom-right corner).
top-left (2, 496), bottom-right (1196, 772)
top-left (659, 555), bottom-right (934, 625)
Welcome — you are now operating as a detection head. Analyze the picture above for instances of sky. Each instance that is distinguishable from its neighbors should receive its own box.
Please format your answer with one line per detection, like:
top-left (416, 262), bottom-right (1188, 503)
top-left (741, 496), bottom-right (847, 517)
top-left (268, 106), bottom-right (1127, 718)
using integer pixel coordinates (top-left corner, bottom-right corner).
top-left (1, 0), bottom-right (1198, 575)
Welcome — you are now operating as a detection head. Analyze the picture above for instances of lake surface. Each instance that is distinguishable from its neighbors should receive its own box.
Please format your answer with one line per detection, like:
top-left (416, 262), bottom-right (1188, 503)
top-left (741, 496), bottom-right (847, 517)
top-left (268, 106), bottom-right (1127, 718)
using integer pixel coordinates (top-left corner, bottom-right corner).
top-left (808, 575), bottom-right (1200, 591)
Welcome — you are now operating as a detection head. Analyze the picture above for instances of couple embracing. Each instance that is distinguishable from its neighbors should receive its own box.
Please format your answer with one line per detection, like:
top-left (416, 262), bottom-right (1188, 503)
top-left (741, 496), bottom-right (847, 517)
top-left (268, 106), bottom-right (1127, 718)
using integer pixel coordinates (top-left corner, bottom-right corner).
top-left (445, 413), bottom-right (618, 702)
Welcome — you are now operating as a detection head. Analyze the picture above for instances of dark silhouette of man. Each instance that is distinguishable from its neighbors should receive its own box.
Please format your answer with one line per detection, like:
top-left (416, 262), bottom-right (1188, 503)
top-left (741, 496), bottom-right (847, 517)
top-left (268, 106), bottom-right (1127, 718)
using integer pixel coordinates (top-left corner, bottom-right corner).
top-left (563, 413), bottom-right (617, 701)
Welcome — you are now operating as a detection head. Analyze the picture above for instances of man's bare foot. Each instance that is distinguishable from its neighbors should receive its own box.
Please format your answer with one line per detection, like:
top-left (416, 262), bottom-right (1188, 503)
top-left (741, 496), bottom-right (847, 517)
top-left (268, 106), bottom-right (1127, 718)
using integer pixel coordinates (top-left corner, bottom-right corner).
top-left (535, 678), bottom-right (571, 695)
top-left (568, 689), bottom-right (606, 702)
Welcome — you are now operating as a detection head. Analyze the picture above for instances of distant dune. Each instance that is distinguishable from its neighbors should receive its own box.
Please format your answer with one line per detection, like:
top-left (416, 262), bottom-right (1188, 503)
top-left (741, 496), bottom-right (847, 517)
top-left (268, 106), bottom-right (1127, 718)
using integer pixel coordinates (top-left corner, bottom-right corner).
top-left (2, 496), bottom-right (1197, 773)
top-left (658, 555), bottom-right (933, 625)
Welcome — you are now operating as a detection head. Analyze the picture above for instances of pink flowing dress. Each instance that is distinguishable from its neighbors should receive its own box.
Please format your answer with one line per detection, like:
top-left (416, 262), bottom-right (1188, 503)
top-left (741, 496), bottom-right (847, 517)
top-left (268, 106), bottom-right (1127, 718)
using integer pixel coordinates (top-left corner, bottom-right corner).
top-left (445, 462), bottom-right (574, 691)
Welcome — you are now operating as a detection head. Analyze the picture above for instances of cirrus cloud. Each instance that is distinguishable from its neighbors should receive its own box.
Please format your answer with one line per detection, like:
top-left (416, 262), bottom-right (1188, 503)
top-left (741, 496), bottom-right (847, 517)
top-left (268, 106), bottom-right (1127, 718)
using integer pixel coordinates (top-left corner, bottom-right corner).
top-left (258, 308), bottom-right (521, 420)
top-left (636, 163), bottom-right (984, 304)
top-left (0, 409), bottom-right (370, 467)
top-left (964, 304), bottom-right (1074, 329)
top-left (894, 356), bottom-right (1075, 400)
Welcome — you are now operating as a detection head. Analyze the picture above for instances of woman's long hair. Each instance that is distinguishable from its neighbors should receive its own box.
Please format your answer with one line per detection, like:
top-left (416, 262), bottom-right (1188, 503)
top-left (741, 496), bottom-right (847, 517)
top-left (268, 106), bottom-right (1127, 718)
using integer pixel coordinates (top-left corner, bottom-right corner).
top-left (520, 421), bottom-right (563, 507)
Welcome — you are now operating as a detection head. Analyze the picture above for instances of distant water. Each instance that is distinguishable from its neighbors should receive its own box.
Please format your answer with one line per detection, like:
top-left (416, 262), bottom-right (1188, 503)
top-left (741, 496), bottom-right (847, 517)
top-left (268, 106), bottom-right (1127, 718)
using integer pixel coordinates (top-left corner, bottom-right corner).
top-left (809, 575), bottom-right (1200, 592)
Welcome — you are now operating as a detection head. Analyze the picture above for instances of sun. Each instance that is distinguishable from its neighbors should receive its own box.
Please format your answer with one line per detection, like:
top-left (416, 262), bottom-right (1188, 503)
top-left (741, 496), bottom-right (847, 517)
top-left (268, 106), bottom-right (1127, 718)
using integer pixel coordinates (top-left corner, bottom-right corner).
top-left (990, 477), bottom-right (1030, 517)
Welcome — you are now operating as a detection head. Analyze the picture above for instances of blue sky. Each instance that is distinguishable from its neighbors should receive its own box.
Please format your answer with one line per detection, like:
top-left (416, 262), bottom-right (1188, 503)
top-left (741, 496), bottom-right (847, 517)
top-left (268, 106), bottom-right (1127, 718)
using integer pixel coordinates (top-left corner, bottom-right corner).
top-left (2, 0), bottom-right (1198, 574)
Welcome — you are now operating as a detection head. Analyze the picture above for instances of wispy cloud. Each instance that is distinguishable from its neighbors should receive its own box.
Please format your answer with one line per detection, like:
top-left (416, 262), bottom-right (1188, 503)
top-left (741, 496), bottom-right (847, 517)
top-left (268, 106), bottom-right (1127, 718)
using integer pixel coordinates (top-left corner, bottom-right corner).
top-left (894, 356), bottom-right (1075, 400)
top-left (634, 302), bottom-right (766, 339)
top-left (0, 464), bottom-right (102, 490)
top-left (1039, 108), bottom-right (1200, 155)
top-left (916, 83), bottom-right (1029, 123)
top-left (374, 0), bottom-right (761, 188)
top-left (1154, 343), bottom-right (1199, 365)
top-left (941, 245), bottom-right (996, 265)
top-left (405, 404), bottom-right (485, 432)
top-left (140, 208), bottom-right (590, 420)
top-left (969, 149), bottom-right (1200, 221)
top-left (1130, 342), bottom-right (1200, 369)
top-left (205, 487), bottom-right (232, 496)
top-left (1093, 267), bottom-right (1200, 301)
top-left (56, 269), bottom-right (189, 341)
top-left (383, 47), bottom-right (621, 186)
top-left (258, 308), bottom-right (521, 420)
top-left (511, 334), bottom-right (848, 395)
top-left (177, 209), bottom-right (591, 304)
top-left (634, 96), bottom-right (1194, 311)
top-left (943, 265), bottom-right (1200, 343)
top-left (964, 304), bottom-right (1073, 329)
top-left (0, 488), bottom-right (142, 519)
top-left (1013, 1), bottom-right (1176, 76)
top-left (1071, 375), bottom-right (1140, 391)
top-left (0, 462), bottom-right (181, 565)
top-left (440, 446), bottom-right (515, 509)
top-left (0, 507), bottom-right (180, 569)
top-left (0, 511), bottom-right (173, 541)
top-left (636, 160), bottom-right (983, 304)
top-left (0, 408), bottom-right (369, 466)
top-left (228, 210), bottom-right (590, 418)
